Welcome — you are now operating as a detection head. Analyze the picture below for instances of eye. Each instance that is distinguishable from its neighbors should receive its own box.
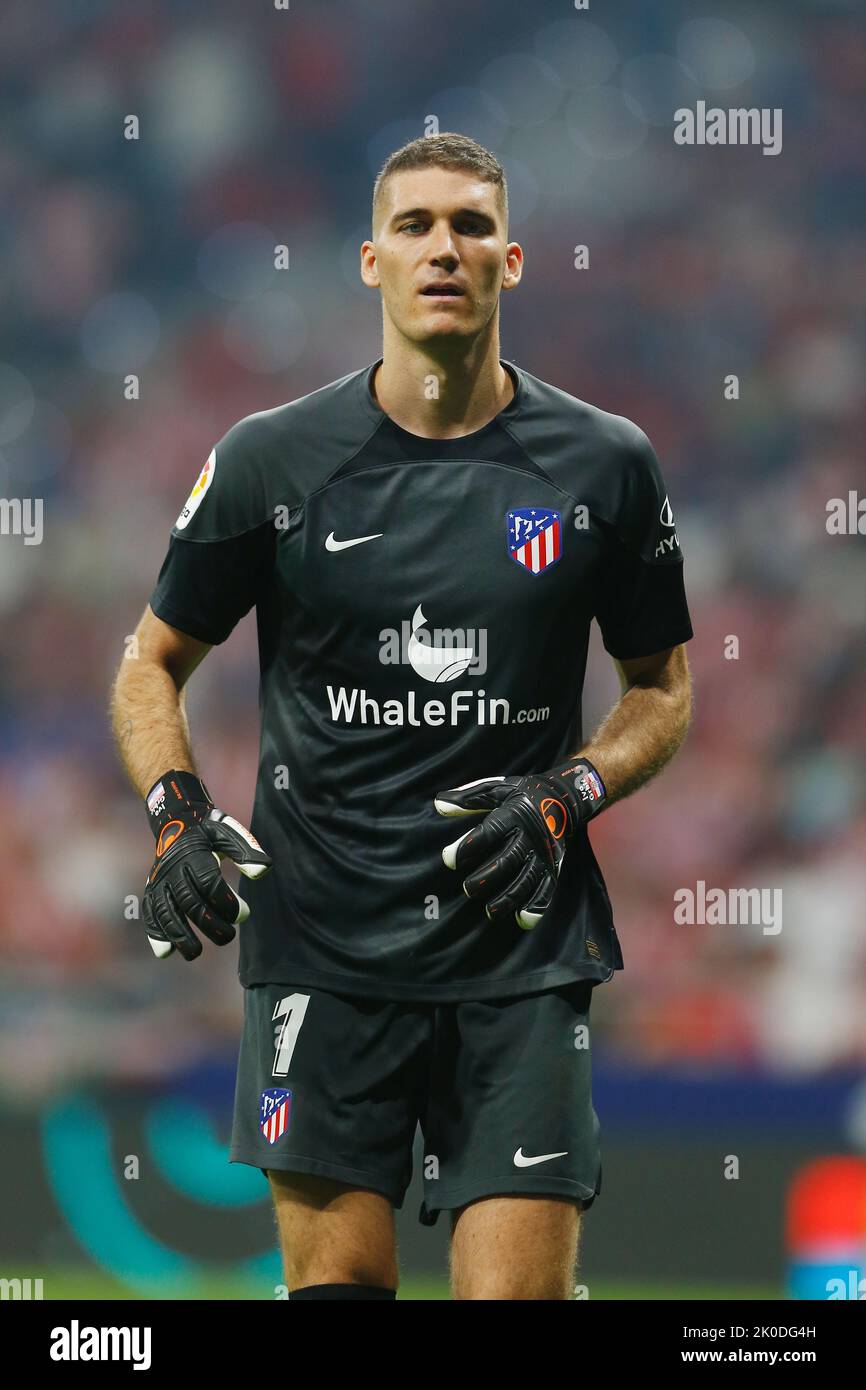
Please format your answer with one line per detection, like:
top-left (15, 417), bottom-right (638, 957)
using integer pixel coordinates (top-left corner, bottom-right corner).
top-left (401, 221), bottom-right (425, 233)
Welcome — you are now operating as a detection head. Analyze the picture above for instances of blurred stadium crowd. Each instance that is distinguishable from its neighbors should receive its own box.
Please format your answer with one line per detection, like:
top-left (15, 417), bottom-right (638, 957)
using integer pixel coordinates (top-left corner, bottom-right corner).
top-left (0, 0), bottom-right (863, 1100)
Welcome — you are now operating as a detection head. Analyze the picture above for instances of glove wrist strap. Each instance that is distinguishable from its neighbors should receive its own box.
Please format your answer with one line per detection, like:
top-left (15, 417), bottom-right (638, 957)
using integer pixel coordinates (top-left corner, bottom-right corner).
top-left (544, 757), bottom-right (607, 835)
top-left (145, 770), bottom-right (213, 838)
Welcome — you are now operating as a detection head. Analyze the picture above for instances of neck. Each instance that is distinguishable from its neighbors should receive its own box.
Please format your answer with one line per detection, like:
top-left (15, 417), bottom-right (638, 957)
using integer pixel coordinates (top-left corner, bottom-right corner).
top-left (371, 324), bottom-right (514, 439)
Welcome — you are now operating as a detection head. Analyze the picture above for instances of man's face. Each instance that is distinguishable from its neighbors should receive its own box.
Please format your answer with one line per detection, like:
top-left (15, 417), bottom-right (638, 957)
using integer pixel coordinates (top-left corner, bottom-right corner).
top-left (362, 167), bottom-right (521, 346)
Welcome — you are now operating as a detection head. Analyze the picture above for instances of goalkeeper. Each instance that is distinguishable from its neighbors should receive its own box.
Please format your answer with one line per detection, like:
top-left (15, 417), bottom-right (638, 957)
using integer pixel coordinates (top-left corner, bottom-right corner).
top-left (110, 132), bottom-right (693, 1301)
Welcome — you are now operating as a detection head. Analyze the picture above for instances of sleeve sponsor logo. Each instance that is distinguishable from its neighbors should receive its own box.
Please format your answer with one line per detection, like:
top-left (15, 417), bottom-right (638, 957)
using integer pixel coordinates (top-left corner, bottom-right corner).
top-left (655, 493), bottom-right (681, 557)
top-left (175, 448), bottom-right (216, 530)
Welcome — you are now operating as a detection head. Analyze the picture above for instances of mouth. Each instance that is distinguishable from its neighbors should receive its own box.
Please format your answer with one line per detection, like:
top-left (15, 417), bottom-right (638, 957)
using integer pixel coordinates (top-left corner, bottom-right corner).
top-left (420, 284), bottom-right (465, 299)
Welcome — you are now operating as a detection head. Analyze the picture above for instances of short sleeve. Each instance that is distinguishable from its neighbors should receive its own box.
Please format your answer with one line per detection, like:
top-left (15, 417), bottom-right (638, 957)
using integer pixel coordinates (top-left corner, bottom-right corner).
top-left (593, 425), bottom-right (693, 660)
top-left (147, 422), bottom-right (276, 645)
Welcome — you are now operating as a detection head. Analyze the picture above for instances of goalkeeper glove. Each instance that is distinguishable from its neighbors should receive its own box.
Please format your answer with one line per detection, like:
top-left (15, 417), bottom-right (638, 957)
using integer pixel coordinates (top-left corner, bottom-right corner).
top-left (434, 759), bottom-right (606, 931)
top-left (142, 770), bottom-right (272, 961)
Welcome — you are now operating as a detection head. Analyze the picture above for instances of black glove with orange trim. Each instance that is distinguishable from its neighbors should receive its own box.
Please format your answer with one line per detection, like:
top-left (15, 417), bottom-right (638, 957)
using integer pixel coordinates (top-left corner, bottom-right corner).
top-left (434, 759), bottom-right (607, 931)
top-left (142, 770), bottom-right (272, 961)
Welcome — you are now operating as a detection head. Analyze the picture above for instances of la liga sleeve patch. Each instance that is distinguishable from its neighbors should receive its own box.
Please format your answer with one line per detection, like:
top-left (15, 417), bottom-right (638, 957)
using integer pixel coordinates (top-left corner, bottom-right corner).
top-left (175, 448), bottom-right (216, 530)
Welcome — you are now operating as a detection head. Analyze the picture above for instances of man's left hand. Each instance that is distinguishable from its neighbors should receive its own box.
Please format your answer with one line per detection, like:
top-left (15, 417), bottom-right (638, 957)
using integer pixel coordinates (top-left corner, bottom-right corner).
top-left (433, 761), bottom-right (606, 931)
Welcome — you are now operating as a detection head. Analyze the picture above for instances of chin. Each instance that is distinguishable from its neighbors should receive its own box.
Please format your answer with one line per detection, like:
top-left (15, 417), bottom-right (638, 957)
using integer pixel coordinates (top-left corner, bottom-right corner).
top-left (411, 322), bottom-right (477, 346)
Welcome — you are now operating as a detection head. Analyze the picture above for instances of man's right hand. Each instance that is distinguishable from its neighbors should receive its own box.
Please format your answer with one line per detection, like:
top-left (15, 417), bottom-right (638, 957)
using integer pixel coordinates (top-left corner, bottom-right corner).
top-left (142, 770), bottom-right (272, 961)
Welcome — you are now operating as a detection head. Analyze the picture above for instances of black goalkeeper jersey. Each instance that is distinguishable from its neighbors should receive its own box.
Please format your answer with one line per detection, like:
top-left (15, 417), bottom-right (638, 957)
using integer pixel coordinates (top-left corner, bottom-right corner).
top-left (148, 357), bottom-right (693, 1001)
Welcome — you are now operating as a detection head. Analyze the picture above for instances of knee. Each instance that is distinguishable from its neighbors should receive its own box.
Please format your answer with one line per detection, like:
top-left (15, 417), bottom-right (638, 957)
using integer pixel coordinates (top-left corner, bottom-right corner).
top-left (269, 1171), bottom-right (398, 1290)
top-left (453, 1274), bottom-right (575, 1300)
top-left (290, 1249), bottom-right (398, 1291)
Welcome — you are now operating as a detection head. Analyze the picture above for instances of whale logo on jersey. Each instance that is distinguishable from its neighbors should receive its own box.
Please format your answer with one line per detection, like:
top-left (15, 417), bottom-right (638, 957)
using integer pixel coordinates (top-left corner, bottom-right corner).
top-left (507, 508), bottom-right (562, 575)
top-left (407, 604), bottom-right (475, 683)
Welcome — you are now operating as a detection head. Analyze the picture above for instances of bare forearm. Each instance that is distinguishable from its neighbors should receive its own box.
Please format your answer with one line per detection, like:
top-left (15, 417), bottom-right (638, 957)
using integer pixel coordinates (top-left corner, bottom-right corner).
top-left (109, 659), bottom-right (197, 800)
top-left (574, 680), bottom-right (692, 806)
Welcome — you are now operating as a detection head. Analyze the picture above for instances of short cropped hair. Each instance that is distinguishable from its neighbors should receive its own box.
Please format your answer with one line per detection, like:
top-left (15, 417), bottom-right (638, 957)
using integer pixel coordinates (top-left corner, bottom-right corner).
top-left (372, 132), bottom-right (508, 235)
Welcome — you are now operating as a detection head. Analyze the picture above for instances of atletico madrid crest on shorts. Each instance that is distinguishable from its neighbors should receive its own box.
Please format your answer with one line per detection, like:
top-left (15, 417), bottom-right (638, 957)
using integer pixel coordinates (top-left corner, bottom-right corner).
top-left (260, 1087), bottom-right (292, 1144)
top-left (506, 508), bottom-right (562, 575)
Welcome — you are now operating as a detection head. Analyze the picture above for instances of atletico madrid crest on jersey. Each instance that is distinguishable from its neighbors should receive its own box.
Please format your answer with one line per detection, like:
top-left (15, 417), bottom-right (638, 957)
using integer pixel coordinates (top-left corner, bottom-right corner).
top-left (260, 1087), bottom-right (292, 1144)
top-left (506, 508), bottom-right (562, 575)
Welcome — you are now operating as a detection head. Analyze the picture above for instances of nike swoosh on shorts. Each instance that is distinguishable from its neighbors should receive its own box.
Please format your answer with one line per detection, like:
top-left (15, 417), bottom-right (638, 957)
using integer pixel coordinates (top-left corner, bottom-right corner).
top-left (325, 531), bottom-right (383, 551)
top-left (513, 1147), bottom-right (569, 1167)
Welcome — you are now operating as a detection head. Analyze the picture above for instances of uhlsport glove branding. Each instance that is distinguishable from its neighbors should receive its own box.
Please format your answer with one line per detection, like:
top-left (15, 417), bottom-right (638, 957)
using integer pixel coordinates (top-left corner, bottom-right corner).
top-left (434, 758), bottom-right (607, 932)
top-left (142, 770), bottom-right (272, 961)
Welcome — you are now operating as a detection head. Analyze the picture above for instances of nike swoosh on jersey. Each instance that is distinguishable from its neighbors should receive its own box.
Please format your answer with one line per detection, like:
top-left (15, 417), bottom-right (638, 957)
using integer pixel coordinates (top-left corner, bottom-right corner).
top-left (513, 1147), bottom-right (569, 1167)
top-left (325, 531), bottom-right (383, 551)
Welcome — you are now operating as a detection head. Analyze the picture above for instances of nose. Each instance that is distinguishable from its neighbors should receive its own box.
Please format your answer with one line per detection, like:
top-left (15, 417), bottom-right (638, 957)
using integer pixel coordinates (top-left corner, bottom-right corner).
top-left (429, 224), bottom-right (459, 266)
top-left (430, 252), bottom-right (458, 278)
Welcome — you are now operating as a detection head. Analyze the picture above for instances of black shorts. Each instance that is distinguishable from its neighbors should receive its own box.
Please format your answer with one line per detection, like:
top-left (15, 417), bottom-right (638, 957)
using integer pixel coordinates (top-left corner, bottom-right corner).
top-left (230, 979), bottom-right (602, 1225)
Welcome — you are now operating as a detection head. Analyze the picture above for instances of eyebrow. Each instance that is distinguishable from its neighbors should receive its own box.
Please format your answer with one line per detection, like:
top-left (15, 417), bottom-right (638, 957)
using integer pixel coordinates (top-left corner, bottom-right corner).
top-left (388, 206), bottom-right (497, 229)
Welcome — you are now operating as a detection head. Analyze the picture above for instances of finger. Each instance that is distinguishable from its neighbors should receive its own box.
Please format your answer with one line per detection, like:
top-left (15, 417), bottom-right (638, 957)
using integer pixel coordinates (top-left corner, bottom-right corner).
top-left (235, 859), bottom-right (269, 882)
top-left (203, 813), bottom-right (273, 880)
top-left (442, 826), bottom-right (473, 870)
top-left (152, 881), bottom-right (202, 961)
top-left (515, 871), bottom-right (557, 931)
top-left (142, 892), bottom-right (175, 960)
top-left (175, 848), bottom-right (248, 926)
top-left (196, 853), bottom-right (250, 927)
top-left (434, 776), bottom-right (514, 816)
top-left (442, 808), bottom-right (517, 874)
top-left (203, 850), bottom-right (250, 923)
top-left (174, 861), bottom-right (237, 947)
top-left (149, 936), bottom-right (175, 960)
top-left (485, 857), bottom-right (546, 926)
top-left (461, 829), bottom-right (527, 900)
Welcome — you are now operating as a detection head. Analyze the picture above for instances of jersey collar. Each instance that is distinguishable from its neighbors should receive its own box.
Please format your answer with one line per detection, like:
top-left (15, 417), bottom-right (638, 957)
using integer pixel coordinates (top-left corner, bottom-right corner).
top-left (357, 356), bottom-right (525, 440)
